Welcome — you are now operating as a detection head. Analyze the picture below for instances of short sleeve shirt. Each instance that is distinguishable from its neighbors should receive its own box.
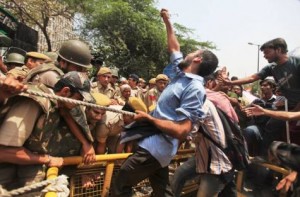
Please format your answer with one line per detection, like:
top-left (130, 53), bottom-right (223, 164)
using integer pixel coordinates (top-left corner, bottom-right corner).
top-left (258, 56), bottom-right (300, 107)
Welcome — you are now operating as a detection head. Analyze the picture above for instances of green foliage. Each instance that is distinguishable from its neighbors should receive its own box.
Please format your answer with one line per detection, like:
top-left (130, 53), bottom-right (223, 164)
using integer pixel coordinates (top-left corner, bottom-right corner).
top-left (66, 0), bottom-right (217, 79)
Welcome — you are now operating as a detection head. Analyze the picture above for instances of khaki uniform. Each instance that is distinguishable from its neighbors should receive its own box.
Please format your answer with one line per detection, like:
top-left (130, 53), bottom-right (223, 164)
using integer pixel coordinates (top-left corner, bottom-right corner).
top-left (131, 86), bottom-right (144, 100)
top-left (7, 65), bottom-right (29, 79)
top-left (0, 84), bottom-right (85, 188)
top-left (112, 83), bottom-right (121, 98)
top-left (94, 105), bottom-right (124, 153)
top-left (24, 63), bottom-right (64, 88)
top-left (117, 96), bottom-right (129, 106)
top-left (0, 84), bottom-right (51, 146)
top-left (91, 82), bottom-right (116, 99)
top-left (144, 87), bottom-right (161, 111)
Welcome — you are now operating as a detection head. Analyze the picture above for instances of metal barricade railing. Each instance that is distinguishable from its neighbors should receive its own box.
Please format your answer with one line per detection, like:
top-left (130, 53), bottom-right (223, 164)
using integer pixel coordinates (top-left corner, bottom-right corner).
top-left (45, 151), bottom-right (196, 197)
top-left (44, 151), bottom-right (291, 197)
top-left (56, 153), bottom-right (131, 197)
top-left (236, 158), bottom-right (290, 197)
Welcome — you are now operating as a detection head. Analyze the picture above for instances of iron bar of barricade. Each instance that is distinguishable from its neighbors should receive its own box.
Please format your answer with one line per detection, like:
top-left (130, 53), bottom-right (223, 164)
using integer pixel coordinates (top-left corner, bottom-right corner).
top-left (45, 153), bottom-right (132, 197)
top-left (284, 98), bottom-right (291, 144)
top-left (62, 153), bottom-right (132, 166)
top-left (45, 167), bottom-right (59, 197)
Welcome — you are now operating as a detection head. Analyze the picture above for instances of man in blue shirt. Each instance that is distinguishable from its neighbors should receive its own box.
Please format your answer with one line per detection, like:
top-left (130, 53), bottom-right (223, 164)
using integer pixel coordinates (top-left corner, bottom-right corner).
top-left (112, 9), bottom-right (219, 197)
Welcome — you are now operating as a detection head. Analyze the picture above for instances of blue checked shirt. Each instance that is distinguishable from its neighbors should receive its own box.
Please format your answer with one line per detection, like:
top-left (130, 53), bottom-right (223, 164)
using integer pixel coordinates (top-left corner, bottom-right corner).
top-left (139, 52), bottom-right (206, 167)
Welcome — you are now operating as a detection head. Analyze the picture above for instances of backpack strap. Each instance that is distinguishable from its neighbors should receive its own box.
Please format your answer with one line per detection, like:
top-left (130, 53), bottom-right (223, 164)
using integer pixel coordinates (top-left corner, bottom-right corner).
top-left (198, 106), bottom-right (235, 151)
top-left (198, 123), bottom-right (225, 151)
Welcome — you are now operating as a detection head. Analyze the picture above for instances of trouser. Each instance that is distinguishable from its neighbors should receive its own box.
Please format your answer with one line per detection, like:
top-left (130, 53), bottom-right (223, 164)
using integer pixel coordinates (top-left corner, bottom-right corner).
top-left (262, 118), bottom-right (285, 156)
top-left (243, 125), bottom-right (263, 156)
top-left (111, 146), bottom-right (173, 197)
top-left (171, 156), bottom-right (236, 197)
top-left (197, 173), bottom-right (234, 197)
top-left (0, 163), bottom-right (45, 190)
top-left (171, 157), bottom-right (199, 197)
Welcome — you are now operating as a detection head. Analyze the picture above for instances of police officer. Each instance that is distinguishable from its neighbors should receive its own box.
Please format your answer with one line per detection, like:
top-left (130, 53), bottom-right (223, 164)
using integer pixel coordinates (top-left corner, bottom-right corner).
top-left (0, 71), bottom-right (92, 190)
top-left (25, 40), bottom-right (93, 89)
top-left (7, 52), bottom-right (50, 80)
top-left (58, 40), bottom-right (92, 73)
top-left (4, 53), bottom-right (25, 71)
top-left (144, 74), bottom-right (169, 112)
top-left (92, 67), bottom-right (119, 104)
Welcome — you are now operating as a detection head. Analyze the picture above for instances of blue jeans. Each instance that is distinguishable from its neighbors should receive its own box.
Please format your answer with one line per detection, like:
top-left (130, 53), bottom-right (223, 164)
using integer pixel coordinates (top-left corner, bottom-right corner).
top-left (171, 156), bottom-right (235, 197)
top-left (243, 125), bottom-right (263, 155)
top-left (171, 157), bottom-right (199, 197)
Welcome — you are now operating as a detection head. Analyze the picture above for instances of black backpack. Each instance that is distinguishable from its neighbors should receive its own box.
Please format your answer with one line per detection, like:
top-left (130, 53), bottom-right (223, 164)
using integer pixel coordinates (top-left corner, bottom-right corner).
top-left (199, 106), bottom-right (250, 171)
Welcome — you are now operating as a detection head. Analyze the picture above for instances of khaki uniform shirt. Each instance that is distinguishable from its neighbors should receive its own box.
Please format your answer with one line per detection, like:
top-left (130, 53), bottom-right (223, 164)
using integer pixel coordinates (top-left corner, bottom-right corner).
top-left (117, 96), bottom-right (129, 106)
top-left (92, 82), bottom-right (116, 99)
top-left (131, 86), bottom-right (144, 100)
top-left (112, 83), bottom-right (121, 98)
top-left (94, 105), bottom-right (124, 143)
top-left (7, 65), bottom-right (29, 79)
top-left (144, 87), bottom-right (161, 110)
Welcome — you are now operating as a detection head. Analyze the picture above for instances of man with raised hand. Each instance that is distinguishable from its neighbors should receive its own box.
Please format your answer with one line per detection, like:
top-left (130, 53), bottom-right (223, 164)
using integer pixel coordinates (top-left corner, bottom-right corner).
top-left (112, 8), bottom-right (218, 197)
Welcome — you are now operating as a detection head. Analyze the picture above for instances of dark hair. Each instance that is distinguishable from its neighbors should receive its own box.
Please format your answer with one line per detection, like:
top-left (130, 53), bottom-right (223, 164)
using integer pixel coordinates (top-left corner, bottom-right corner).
top-left (260, 38), bottom-right (288, 53)
top-left (196, 50), bottom-right (219, 77)
top-left (233, 84), bottom-right (243, 91)
top-left (122, 102), bottom-right (135, 113)
top-left (129, 74), bottom-right (139, 82)
top-left (231, 76), bottom-right (238, 81)
top-left (53, 78), bottom-right (79, 95)
top-left (259, 79), bottom-right (276, 92)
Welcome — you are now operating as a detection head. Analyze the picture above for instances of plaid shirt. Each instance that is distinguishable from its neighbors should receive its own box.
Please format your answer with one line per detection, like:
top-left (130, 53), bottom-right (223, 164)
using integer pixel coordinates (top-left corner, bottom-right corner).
top-left (192, 100), bottom-right (232, 174)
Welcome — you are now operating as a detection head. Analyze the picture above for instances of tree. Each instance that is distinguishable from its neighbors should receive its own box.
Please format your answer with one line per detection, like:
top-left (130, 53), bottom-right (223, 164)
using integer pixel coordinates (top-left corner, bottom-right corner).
top-left (71, 0), bottom-right (216, 79)
top-left (4, 0), bottom-right (75, 51)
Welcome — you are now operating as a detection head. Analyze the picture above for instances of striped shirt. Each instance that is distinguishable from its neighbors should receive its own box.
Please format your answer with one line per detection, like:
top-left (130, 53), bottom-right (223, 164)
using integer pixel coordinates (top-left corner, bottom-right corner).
top-left (193, 100), bottom-right (232, 174)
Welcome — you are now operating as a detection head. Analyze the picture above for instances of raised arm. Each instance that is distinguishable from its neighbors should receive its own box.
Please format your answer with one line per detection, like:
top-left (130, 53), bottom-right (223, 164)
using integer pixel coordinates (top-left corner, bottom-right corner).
top-left (161, 9), bottom-right (180, 53)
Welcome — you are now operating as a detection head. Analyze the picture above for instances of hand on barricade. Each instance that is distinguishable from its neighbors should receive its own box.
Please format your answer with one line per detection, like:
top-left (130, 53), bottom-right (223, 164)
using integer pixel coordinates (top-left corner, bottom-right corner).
top-left (47, 156), bottom-right (64, 168)
top-left (81, 143), bottom-right (96, 165)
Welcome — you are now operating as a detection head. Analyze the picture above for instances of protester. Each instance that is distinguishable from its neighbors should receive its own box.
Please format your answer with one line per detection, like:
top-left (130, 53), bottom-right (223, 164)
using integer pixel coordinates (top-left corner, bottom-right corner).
top-left (245, 105), bottom-right (300, 195)
top-left (220, 38), bottom-right (300, 111)
top-left (111, 8), bottom-right (218, 197)
top-left (171, 74), bottom-right (238, 197)
top-left (243, 79), bottom-right (277, 156)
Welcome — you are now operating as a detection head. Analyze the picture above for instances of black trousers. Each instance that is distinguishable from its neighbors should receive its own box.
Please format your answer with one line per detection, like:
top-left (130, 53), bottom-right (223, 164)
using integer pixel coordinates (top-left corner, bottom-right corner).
top-left (111, 146), bottom-right (173, 197)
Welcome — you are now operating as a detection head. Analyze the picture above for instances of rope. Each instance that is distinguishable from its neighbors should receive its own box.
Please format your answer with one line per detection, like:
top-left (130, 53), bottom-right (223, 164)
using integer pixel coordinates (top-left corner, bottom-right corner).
top-left (0, 175), bottom-right (69, 197)
top-left (42, 175), bottom-right (69, 197)
top-left (22, 89), bottom-right (135, 116)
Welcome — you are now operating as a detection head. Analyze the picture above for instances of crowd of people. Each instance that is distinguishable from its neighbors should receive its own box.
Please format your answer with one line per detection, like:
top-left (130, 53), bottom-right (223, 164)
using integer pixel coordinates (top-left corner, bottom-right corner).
top-left (0, 8), bottom-right (300, 197)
